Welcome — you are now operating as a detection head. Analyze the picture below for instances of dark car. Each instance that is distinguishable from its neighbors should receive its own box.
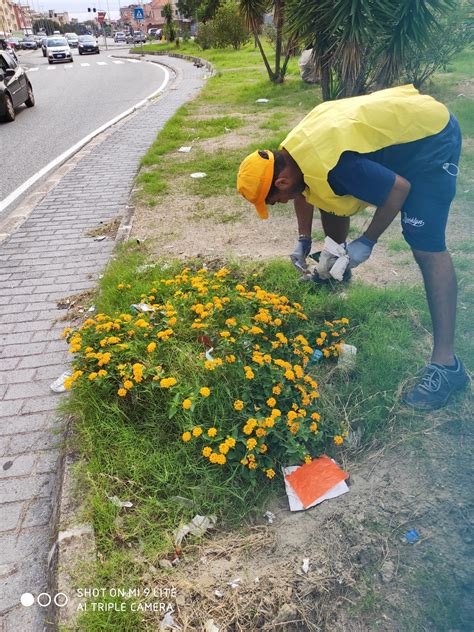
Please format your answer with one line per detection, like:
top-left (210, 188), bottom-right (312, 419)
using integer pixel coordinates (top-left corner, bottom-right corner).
top-left (0, 51), bottom-right (34, 122)
top-left (22, 35), bottom-right (38, 50)
top-left (78, 35), bottom-right (100, 55)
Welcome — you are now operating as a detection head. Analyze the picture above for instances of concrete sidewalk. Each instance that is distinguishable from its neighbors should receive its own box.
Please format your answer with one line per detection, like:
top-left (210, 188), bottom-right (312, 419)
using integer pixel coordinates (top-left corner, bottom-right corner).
top-left (0, 55), bottom-right (207, 631)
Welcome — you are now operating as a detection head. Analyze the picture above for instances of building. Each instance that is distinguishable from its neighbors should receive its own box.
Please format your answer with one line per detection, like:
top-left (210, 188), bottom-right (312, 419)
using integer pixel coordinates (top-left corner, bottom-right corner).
top-left (119, 1), bottom-right (180, 32)
top-left (0, 0), bottom-right (17, 36)
top-left (13, 2), bottom-right (33, 32)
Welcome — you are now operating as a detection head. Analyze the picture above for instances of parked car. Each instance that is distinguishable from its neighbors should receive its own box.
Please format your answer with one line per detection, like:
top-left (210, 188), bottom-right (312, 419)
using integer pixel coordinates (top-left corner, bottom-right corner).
top-left (45, 37), bottom-right (73, 64)
top-left (22, 35), bottom-right (37, 50)
top-left (7, 37), bottom-right (21, 49)
top-left (65, 32), bottom-right (79, 48)
top-left (78, 35), bottom-right (100, 55)
top-left (132, 31), bottom-right (146, 44)
top-left (114, 31), bottom-right (126, 43)
top-left (0, 50), bottom-right (34, 122)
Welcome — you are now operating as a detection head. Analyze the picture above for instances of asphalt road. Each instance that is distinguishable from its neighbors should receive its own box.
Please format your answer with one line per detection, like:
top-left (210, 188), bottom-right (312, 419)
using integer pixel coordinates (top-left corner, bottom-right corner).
top-left (1, 44), bottom-right (167, 206)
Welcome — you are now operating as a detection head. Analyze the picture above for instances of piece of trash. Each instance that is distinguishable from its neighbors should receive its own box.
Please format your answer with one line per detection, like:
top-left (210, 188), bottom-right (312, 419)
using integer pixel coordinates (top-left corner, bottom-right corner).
top-left (315, 237), bottom-right (350, 281)
top-left (170, 495), bottom-right (195, 508)
top-left (264, 511), bottom-right (275, 524)
top-left (214, 590), bottom-right (223, 598)
top-left (205, 347), bottom-right (214, 361)
top-left (309, 349), bottom-right (323, 365)
top-left (337, 344), bottom-right (357, 369)
top-left (136, 263), bottom-right (157, 273)
top-left (283, 455), bottom-right (349, 512)
top-left (255, 98), bottom-right (269, 103)
top-left (108, 496), bottom-right (133, 508)
top-left (224, 127), bottom-right (231, 132)
top-left (174, 514), bottom-right (217, 547)
top-left (403, 529), bottom-right (420, 544)
top-left (87, 305), bottom-right (96, 312)
top-left (191, 172), bottom-right (207, 178)
top-left (204, 620), bottom-right (219, 632)
top-left (302, 558), bottom-right (310, 574)
top-left (254, 576), bottom-right (260, 583)
top-left (159, 610), bottom-right (181, 630)
top-left (50, 371), bottom-right (72, 394)
top-left (227, 578), bottom-right (241, 589)
top-left (158, 559), bottom-right (174, 569)
top-left (94, 235), bottom-right (106, 241)
top-left (131, 303), bottom-right (155, 313)
top-left (178, 146), bottom-right (192, 153)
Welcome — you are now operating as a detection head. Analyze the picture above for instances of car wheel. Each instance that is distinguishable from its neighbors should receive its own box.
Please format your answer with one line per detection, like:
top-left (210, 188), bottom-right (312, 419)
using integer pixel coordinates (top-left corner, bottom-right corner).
top-left (3, 94), bottom-right (15, 122)
top-left (79, 51), bottom-right (82, 55)
top-left (48, 59), bottom-right (53, 64)
top-left (43, 51), bottom-right (46, 57)
top-left (70, 58), bottom-right (74, 63)
top-left (25, 83), bottom-right (35, 107)
top-left (97, 50), bottom-right (100, 54)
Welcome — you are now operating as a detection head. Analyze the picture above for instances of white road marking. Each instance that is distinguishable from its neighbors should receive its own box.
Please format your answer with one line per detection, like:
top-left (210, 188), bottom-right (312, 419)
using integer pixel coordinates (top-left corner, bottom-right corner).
top-left (0, 64), bottom-right (171, 216)
top-left (97, 61), bottom-right (107, 65)
top-left (47, 66), bottom-right (56, 70)
top-left (80, 62), bottom-right (90, 67)
top-left (27, 67), bottom-right (39, 72)
top-left (126, 59), bottom-right (141, 63)
top-left (111, 60), bottom-right (124, 64)
top-left (65, 64), bottom-right (74, 69)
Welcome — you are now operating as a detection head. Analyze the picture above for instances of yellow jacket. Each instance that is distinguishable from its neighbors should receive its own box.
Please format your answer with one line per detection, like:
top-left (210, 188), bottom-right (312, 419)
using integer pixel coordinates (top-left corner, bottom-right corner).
top-left (281, 85), bottom-right (450, 216)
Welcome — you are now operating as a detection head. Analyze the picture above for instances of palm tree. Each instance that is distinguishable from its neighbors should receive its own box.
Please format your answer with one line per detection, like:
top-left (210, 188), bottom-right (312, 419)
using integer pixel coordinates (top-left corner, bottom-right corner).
top-left (240, 0), bottom-right (296, 83)
top-left (286, 0), bottom-right (457, 100)
top-left (163, 2), bottom-right (176, 42)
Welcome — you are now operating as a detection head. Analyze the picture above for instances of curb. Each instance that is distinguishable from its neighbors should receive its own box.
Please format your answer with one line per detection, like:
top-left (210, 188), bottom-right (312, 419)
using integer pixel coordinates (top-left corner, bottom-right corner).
top-left (138, 49), bottom-right (215, 76)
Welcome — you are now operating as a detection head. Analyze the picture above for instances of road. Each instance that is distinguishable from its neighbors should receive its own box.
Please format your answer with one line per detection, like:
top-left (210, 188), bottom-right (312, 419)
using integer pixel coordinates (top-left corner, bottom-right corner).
top-left (1, 44), bottom-right (167, 208)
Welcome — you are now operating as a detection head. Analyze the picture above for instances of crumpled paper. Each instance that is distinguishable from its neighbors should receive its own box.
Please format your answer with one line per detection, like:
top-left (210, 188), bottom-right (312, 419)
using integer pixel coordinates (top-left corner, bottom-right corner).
top-left (174, 514), bottom-right (217, 547)
top-left (315, 237), bottom-right (350, 281)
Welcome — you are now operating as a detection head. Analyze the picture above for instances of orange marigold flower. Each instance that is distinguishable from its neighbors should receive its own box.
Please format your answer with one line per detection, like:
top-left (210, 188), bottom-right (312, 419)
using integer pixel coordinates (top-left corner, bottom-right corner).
top-left (233, 400), bottom-right (244, 411)
top-left (202, 446), bottom-right (212, 457)
top-left (266, 397), bottom-right (276, 408)
top-left (192, 427), bottom-right (203, 437)
top-left (181, 431), bottom-right (192, 442)
top-left (207, 427), bottom-right (217, 438)
top-left (334, 435), bottom-right (344, 446)
top-left (265, 469), bottom-right (276, 479)
top-left (199, 387), bottom-right (211, 397)
top-left (147, 342), bottom-right (157, 353)
top-left (117, 388), bottom-right (127, 397)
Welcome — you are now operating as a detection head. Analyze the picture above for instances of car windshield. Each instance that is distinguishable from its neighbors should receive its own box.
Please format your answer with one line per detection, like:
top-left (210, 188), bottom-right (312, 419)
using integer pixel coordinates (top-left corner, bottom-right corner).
top-left (79, 36), bottom-right (95, 42)
top-left (47, 38), bottom-right (67, 46)
top-left (66, 34), bottom-right (78, 39)
top-left (25, 35), bottom-right (35, 41)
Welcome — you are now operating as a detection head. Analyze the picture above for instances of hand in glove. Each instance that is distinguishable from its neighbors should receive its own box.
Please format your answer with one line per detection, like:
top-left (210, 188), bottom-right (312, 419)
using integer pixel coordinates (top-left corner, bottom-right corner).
top-left (346, 235), bottom-right (376, 268)
top-left (290, 236), bottom-right (312, 271)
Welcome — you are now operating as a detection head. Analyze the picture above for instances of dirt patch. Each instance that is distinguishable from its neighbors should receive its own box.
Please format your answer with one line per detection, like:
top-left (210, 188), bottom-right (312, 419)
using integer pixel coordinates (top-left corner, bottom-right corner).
top-left (55, 289), bottom-right (96, 322)
top-left (84, 217), bottom-right (122, 239)
top-left (135, 398), bottom-right (472, 631)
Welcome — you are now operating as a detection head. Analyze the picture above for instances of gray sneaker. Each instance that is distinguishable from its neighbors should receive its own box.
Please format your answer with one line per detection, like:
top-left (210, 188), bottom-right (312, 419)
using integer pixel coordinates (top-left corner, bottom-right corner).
top-left (403, 357), bottom-right (469, 411)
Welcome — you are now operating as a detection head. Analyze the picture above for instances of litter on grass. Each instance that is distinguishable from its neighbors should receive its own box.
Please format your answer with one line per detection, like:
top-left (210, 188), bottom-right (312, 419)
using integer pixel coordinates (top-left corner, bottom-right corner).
top-left (159, 611), bottom-right (181, 630)
top-left (174, 514), bottom-right (217, 547)
top-left (94, 235), bottom-right (106, 241)
top-left (283, 456), bottom-right (349, 511)
top-left (131, 303), bottom-right (155, 313)
top-left (302, 558), bottom-right (310, 574)
top-left (204, 620), bottom-right (219, 632)
top-left (178, 146), bottom-right (192, 153)
top-left (205, 347), bottom-right (215, 361)
top-left (337, 343), bottom-right (357, 369)
top-left (227, 578), bottom-right (241, 589)
top-left (191, 172), bottom-right (207, 178)
top-left (256, 98), bottom-right (270, 103)
top-left (403, 529), bottom-right (421, 544)
top-left (264, 511), bottom-right (275, 524)
top-left (50, 371), bottom-right (72, 393)
top-left (315, 237), bottom-right (350, 281)
top-left (108, 496), bottom-right (133, 508)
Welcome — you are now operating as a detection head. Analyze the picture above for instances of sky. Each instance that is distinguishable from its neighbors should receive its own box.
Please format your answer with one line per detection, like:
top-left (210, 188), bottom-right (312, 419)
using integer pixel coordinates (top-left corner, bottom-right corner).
top-left (25, 0), bottom-right (124, 21)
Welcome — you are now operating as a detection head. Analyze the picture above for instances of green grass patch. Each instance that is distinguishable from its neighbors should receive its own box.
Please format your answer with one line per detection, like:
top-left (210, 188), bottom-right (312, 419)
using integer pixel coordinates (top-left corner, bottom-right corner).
top-left (387, 237), bottom-right (411, 253)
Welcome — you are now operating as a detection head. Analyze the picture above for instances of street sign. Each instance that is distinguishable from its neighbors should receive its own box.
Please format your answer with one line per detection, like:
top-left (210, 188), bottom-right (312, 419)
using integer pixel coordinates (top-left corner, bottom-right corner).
top-left (97, 10), bottom-right (106, 23)
top-left (134, 7), bottom-right (144, 20)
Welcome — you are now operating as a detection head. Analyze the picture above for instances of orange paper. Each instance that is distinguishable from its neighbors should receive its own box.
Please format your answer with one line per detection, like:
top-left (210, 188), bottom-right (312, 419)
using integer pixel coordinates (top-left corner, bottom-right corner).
top-left (284, 455), bottom-right (348, 509)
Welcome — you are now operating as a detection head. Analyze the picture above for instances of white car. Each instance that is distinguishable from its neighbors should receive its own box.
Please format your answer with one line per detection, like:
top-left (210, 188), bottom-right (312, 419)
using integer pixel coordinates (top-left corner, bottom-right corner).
top-left (46, 37), bottom-right (73, 64)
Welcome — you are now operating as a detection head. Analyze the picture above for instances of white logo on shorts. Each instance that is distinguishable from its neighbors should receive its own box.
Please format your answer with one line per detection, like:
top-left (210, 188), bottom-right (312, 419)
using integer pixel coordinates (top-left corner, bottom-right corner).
top-left (402, 215), bottom-right (425, 228)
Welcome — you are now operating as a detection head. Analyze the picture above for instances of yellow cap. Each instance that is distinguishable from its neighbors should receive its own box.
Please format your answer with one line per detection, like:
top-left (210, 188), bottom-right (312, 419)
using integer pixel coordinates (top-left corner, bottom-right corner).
top-left (237, 150), bottom-right (274, 219)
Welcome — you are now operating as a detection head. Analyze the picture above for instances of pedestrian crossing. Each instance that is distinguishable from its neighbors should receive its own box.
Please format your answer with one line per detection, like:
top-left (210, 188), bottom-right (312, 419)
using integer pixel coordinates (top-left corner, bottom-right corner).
top-left (25, 58), bottom-right (142, 73)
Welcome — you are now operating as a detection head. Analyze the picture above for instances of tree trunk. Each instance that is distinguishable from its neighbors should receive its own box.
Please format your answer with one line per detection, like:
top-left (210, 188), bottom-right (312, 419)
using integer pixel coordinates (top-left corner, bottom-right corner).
top-left (255, 31), bottom-right (276, 82)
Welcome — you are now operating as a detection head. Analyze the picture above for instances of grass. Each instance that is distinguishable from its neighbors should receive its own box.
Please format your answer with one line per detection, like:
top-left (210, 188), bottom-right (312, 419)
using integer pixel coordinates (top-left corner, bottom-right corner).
top-left (68, 42), bottom-right (474, 630)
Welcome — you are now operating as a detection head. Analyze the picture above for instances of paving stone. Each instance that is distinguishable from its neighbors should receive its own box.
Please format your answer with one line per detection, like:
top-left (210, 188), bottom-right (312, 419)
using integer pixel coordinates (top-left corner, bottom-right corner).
top-left (0, 454), bottom-right (36, 479)
top-left (0, 473), bottom-right (54, 503)
top-left (0, 501), bottom-right (23, 532)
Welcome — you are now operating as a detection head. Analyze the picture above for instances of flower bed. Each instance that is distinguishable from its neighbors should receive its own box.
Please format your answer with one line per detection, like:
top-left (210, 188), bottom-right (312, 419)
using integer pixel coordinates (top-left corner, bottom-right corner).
top-left (64, 265), bottom-right (349, 479)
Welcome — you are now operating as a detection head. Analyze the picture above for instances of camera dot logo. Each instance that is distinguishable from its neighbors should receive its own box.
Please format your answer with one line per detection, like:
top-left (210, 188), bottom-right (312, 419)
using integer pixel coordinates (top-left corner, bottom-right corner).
top-left (20, 593), bottom-right (35, 607)
top-left (20, 592), bottom-right (69, 607)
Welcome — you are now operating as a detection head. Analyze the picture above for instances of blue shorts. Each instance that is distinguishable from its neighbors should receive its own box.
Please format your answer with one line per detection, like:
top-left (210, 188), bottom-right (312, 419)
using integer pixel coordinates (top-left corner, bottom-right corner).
top-left (400, 114), bottom-right (462, 252)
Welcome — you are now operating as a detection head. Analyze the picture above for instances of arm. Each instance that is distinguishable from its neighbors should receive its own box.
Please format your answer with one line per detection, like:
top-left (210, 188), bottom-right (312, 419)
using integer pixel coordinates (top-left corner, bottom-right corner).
top-left (294, 194), bottom-right (314, 238)
top-left (364, 174), bottom-right (411, 242)
top-left (320, 209), bottom-right (350, 244)
top-left (347, 174), bottom-right (411, 268)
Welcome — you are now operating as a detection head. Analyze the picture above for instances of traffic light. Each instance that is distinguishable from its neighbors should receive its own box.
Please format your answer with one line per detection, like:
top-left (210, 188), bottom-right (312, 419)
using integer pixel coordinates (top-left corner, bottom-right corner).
top-left (87, 7), bottom-right (97, 11)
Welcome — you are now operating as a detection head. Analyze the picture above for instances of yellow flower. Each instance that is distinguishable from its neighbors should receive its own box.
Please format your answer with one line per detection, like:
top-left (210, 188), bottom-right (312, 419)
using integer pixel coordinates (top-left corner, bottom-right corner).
top-left (259, 444), bottom-right (268, 454)
top-left (225, 436), bottom-right (236, 448)
top-left (88, 372), bottom-right (98, 381)
top-left (207, 427), bottom-right (217, 438)
top-left (225, 317), bottom-right (236, 327)
top-left (182, 398), bottom-right (192, 410)
top-left (63, 377), bottom-right (74, 390)
top-left (219, 443), bottom-right (229, 454)
top-left (192, 427), bottom-right (203, 437)
top-left (216, 454), bottom-right (226, 465)
top-left (209, 452), bottom-right (219, 464)
top-left (62, 327), bottom-right (71, 338)
top-left (202, 446), bottom-right (212, 457)
top-left (287, 410), bottom-right (298, 421)
top-left (284, 369), bottom-right (295, 382)
top-left (334, 435), bottom-right (344, 446)
top-left (123, 380), bottom-right (133, 389)
top-left (266, 397), bottom-right (276, 408)
top-left (98, 370), bottom-right (107, 377)
top-left (304, 454), bottom-right (312, 464)
top-left (271, 408), bottom-right (281, 418)
top-left (255, 428), bottom-right (266, 438)
top-left (117, 388), bottom-right (127, 397)
top-left (233, 400), bottom-right (244, 411)
top-left (272, 385), bottom-right (281, 395)
top-left (220, 331), bottom-right (231, 338)
top-left (311, 412), bottom-right (321, 421)
top-left (199, 387), bottom-right (211, 397)
top-left (181, 431), bottom-right (192, 442)
top-left (310, 422), bottom-right (318, 432)
top-left (265, 468), bottom-right (276, 479)
top-left (147, 342), bottom-right (157, 353)
top-left (246, 438), bottom-right (257, 450)
top-left (225, 355), bottom-right (236, 363)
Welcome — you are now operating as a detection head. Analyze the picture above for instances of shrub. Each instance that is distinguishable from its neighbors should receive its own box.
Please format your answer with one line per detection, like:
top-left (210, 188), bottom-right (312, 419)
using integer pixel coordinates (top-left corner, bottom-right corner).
top-left (195, 21), bottom-right (217, 49)
top-left (212, 0), bottom-right (249, 50)
top-left (64, 266), bottom-right (349, 480)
